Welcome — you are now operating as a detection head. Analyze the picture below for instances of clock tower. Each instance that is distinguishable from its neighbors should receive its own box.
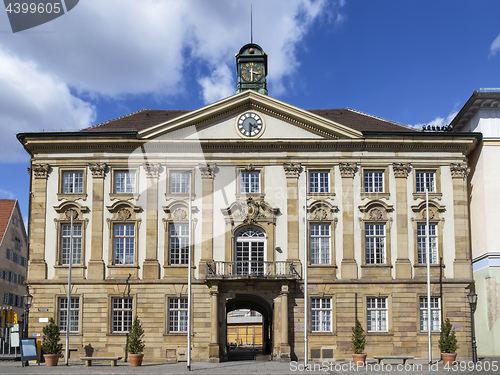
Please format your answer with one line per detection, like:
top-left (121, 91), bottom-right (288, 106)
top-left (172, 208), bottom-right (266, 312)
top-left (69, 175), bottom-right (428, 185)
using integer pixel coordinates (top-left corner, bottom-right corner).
top-left (236, 43), bottom-right (268, 95)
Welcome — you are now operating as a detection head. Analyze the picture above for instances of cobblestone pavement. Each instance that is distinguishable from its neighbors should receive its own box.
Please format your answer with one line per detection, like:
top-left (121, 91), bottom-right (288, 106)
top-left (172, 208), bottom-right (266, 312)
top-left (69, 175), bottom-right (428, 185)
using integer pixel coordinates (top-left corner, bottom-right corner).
top-left (0, 358), bottom-right (498, 375)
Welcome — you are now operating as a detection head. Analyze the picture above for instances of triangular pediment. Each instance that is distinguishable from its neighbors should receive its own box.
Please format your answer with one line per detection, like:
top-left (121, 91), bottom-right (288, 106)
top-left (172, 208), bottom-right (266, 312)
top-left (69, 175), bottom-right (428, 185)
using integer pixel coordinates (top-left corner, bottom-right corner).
top-left (138, 91), bottom-right (363, 140)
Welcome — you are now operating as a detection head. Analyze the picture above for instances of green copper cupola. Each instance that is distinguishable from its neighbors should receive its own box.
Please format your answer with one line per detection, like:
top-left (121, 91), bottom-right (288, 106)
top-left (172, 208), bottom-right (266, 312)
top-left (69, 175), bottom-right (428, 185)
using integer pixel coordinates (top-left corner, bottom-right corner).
top-left (236, 43), bottom-right (268, 95)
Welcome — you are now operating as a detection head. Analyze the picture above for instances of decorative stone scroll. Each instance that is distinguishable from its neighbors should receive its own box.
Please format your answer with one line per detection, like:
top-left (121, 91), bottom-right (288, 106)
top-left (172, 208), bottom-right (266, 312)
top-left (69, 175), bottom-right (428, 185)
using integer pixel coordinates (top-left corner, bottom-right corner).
top-left (283, 163), bottom-right (302, 178)
top-left (393, 163), bottom-right (411, 178)
top-left (89, 163), bottom-right (107, 178)
top-left (199, 163), bottom-right (217, 179)
top-left (163, 202), bottom-right (199, 222)
top-left (450, 162), bottom-right (470, 179)
top-left (358, 200), bottom-right (394, 221)
top-left (411, 200), bottom-right (446, 221)
top-left (222, 197), bottom-right (280, 227)
top-left (106, 201), bottom-right (141, 221)
top-left (244, 164), bottom-right (256, 172)
top-left (339, 163), bottom-right (357, 178)
top-left (144, 163), bottom-right (162, 178)
top-left (307, 201), bottom-right (338, 221)
top-left (32, 164), bottom-right (50, 179)
top-left (54, 201), bottom-right (89, 221)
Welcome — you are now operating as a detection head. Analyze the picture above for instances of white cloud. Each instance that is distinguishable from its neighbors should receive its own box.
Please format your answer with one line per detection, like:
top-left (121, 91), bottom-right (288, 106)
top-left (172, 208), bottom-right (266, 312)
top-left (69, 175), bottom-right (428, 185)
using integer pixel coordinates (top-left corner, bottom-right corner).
top-left (0, 0), bottom-right (344, 161)
top-left (412, 111), bottom-right (458, 130)
top-left (490, 33), bottom-right (500, 56)
top-left (0, 47), bottom-right (96, 162)
top-left (0, 189), bottom-right (16, 199)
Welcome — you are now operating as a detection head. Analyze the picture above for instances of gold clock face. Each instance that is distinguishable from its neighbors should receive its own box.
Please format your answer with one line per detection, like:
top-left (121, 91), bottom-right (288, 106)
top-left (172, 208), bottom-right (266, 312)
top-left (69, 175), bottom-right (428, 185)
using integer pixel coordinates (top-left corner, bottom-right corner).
top-left (241, 62), bottom-right (263, 82)
top-left (237, 112), bottom-right (264, 137)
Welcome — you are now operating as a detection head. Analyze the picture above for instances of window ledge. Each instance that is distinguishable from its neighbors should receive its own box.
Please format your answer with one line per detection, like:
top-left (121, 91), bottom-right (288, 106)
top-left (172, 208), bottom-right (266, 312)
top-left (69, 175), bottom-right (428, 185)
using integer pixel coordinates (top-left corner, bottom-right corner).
top-left (164, 332), bottom-right (187, 336)
top-left (110, 193), bottom-right (139, 201)
top-left (414, 264), bottom-right (443, 268)
top-left (107, 332), bottom-right (128, 337)
top-left (57, 193), bottom-right (87, 201)
top-left (54, 265), bottom-right (86, 269)
top-left (413, 193), bottom-right (442, 200)
top-left (309, 332), bottom-right (337, 336)
top-left (235, 193), bottom-right (265, 200)
top-left (107, 265), bottom-right (139, 269)
top-left (308, 264), bottom-right (338, 268)
top-left (361, 193), bottom-right (390, 200)
top-left (361, 264), bottom-right (393, 268)
top-left (307, 193), bottom-right (336, 199)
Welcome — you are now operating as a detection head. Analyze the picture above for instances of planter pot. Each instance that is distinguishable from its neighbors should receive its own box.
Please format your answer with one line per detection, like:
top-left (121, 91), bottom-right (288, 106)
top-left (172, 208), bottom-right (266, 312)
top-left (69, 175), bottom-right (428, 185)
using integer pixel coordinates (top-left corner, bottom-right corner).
top-left (441, 352), bottom-right (457, 366)
top-left (129, 353), bottom-right (144, 367)
top-left (352, 353), bottom-right (367, 366)
top-left (43, 354), bottom-right (60, 366)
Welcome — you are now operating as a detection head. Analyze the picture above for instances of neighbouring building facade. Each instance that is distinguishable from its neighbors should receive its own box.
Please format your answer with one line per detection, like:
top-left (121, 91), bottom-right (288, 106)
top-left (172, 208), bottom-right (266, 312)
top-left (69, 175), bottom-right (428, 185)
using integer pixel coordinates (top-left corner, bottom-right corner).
top-left (450, 90), bottom-right (500, 356)
top-left (0, 199), bottom-right (28, 317)
top-left (18, 44), bottom-right (480, 362)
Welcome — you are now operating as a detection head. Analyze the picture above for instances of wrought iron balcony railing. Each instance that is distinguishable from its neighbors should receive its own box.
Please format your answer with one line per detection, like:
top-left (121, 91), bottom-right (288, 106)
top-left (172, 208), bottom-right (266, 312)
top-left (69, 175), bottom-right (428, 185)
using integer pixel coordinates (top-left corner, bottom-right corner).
top-left (206, 261), bottom-right (301, 280)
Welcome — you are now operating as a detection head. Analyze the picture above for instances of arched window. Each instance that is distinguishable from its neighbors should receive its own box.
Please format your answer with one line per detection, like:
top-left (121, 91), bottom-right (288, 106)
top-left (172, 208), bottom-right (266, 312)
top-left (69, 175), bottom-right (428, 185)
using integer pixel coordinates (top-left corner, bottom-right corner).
top-left (235, 227), bottom-right (266, 275)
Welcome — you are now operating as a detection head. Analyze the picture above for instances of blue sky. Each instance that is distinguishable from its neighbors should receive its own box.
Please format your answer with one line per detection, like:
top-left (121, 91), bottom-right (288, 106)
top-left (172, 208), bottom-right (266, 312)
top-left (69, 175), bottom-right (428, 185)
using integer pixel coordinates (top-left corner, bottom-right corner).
top-left (1, 0), bottom-right (500, 223)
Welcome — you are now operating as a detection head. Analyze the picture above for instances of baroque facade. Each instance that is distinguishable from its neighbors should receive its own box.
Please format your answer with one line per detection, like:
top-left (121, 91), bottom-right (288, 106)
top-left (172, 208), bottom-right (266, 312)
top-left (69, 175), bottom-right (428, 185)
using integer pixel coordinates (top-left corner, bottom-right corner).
top-left (17, 44), bottom-right (479, 362)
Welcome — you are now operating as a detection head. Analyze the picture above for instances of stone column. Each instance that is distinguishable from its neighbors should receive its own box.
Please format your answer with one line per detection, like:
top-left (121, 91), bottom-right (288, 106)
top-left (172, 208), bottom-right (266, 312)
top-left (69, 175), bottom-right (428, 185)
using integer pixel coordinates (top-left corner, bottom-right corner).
top-left (339, 163), bottom-right (358, 279)
top-left (199, 164), bottom-right (216, 276)
top-left (87, 163), bottom-right (107, 279)
top-left (28, 164), bottom-right (50, 280)
top-left (450, 162), bottom-right (471, 278)
top-left (393, 163), bottom-right (412, 278)
top-left (143, 163), bottom-right (161, 279)
top-left (283, 163), bottom-right (302, 262)
top-left (280, 283), bottom-right (290, 359)
top-left (208, 284), bottom-right (220, 362)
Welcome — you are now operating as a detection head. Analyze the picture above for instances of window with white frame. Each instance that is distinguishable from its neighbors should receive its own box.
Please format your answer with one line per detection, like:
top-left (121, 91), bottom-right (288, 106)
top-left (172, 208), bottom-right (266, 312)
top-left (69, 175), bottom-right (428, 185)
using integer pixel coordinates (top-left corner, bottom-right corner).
top-left (114, 171), bottom-right (136, 193)
top-left (111, 297), bottom-right (133, 332)
top-left (60, 223), bottom-right (82, 265)
top-left (311, 298), bottom-right (332, 332)
top-left (309, 171), bottom-right (329, 193)
top-left (58, 297), bottom-right (80, 332)
top-left (365, 224), bottom-right (386, 264)
top-left (367, 297), bottom-right (387, 332)
top-left (113, 224), bottom-right (135, 265)
top-left (416, 171), bottom-right (436, 193)
top-left (62, 171), bottom-right (84, 194)
top-left (420, 296), bottom-right (441, 332)
top-left (309, 224), bottom-right (330, 265)
top-left (417, 224), bottom-right (438, 264)
top-left (239, 171), bottom-right (260, 193)
top-left (364, 171), bottom-right (384, 193)
top-left (169, 171), bottom-right (191, 194)
top-left (169, 224), bottom-right (189, 265)
top-left (168, 297), bottom-right (188, 332)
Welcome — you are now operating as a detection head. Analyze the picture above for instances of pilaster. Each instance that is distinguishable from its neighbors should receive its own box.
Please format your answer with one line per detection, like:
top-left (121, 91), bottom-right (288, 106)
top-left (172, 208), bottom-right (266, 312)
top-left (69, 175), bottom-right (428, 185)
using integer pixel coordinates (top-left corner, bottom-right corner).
top-left (143, 163), bottom-right (161, 279)
top-left (450, 162), bottom-right (472, 278)
top-left (339, 163), bottom-right (358, 279)
top-left (87, 163), bottom-right (107, 280)
top-left (283, 163), bottom-right (302, 262)
top-left (208, 284), bottom-right (220, 362)
top-left (393, 163), bottom-right (412, 278)
top-left (279, 283), bottom-right (290, 360)
top-left (199, 164), bottom-right (216, 276)
top-left (27, 163), bottom-right (50, 280)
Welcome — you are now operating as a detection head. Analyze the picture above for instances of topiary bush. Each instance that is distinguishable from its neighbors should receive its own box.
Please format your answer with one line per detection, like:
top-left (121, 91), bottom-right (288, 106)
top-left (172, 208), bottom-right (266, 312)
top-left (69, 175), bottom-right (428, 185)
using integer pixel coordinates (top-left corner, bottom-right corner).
top-left (351, 319), bottom-right (366, 354)
top-left (127, 316), bottom-right (145, 354)
top-left (438, 318), bottom-right (458, 353)
top-left (41, 318), bottom-right (62, 355)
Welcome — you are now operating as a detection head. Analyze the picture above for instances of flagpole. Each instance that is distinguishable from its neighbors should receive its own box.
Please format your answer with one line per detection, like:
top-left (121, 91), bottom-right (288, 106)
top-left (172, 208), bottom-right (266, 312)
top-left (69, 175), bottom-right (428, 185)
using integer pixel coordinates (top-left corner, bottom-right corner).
top-left (187, 171), bottom-right (193, 371)
top-left (65, 209), bottom-right (73, 366)
top-left (426, 188), bottom-right (432, 364)
top-left (304, 170), bottom-right (308, 367)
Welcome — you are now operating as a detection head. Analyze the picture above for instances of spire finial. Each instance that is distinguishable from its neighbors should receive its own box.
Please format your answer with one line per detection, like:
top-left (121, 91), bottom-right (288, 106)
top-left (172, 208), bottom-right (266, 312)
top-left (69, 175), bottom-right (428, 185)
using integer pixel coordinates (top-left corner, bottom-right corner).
top-left (250, 5), bottom-right (253, 44)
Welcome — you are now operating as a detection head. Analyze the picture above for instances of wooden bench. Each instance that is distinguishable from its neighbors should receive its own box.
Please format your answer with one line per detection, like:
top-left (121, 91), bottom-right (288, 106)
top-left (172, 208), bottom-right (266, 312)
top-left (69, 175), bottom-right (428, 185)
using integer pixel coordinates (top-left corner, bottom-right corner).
top-left (80, 356), bottom-right (123, 366)
top-left (373, 356), bottom-right (414, 365)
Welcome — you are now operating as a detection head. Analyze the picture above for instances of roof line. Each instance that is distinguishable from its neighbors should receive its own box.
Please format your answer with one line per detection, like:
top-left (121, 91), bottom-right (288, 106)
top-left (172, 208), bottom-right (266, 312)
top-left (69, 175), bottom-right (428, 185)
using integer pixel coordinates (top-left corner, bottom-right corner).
top-left (345, 108), bottom-right (418, 131)
top-left (83, 109), bottom-right (151, 131)
top-left (0, 199), bottom-right (17, 247)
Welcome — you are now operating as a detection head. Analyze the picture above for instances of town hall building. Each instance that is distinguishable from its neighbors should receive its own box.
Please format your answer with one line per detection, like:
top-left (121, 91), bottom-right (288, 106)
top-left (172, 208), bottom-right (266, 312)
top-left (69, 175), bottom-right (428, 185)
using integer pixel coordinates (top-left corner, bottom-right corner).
top-left (17, 43), bottom-right (479, 362)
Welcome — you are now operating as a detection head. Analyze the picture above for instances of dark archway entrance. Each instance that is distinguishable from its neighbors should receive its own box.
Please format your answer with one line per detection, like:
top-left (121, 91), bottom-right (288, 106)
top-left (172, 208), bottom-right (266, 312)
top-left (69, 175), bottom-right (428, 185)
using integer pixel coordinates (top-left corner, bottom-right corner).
top-left (226, 294), bottom-right (272, 361)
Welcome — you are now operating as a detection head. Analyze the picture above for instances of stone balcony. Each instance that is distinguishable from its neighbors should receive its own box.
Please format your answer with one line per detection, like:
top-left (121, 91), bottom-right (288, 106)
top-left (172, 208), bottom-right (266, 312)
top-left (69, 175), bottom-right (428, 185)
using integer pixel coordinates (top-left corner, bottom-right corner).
top-left (206, 261), bottom-right (301, 280)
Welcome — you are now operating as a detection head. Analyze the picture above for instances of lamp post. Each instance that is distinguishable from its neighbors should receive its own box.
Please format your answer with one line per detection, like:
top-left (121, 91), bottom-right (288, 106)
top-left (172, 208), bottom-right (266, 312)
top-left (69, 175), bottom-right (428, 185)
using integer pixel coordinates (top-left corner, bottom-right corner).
top-left (467, 291), bottom-right (477, 363)
top-left (22, 291), bottom-right (33, 339)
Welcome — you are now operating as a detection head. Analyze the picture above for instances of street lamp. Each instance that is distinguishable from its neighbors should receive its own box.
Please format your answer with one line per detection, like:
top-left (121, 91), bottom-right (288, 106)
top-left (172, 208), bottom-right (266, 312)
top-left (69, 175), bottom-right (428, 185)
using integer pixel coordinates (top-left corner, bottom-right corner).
top-left (23, 291), bottom-right (33, 339)
top-left (467, 291), bottom-right (477, 363)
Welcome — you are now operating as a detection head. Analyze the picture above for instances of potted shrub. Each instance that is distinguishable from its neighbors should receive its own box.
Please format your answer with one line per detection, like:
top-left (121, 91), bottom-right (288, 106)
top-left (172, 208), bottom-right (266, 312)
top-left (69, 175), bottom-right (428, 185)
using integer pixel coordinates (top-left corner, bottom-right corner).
top-left (127, 316), bottom-right (145, 366)
top-left (438, 318), bottom-right (458, 365)
top-left (41, 318), bottom-right (62, 366)
top-left (351, 319), bottom-right (367, 366)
